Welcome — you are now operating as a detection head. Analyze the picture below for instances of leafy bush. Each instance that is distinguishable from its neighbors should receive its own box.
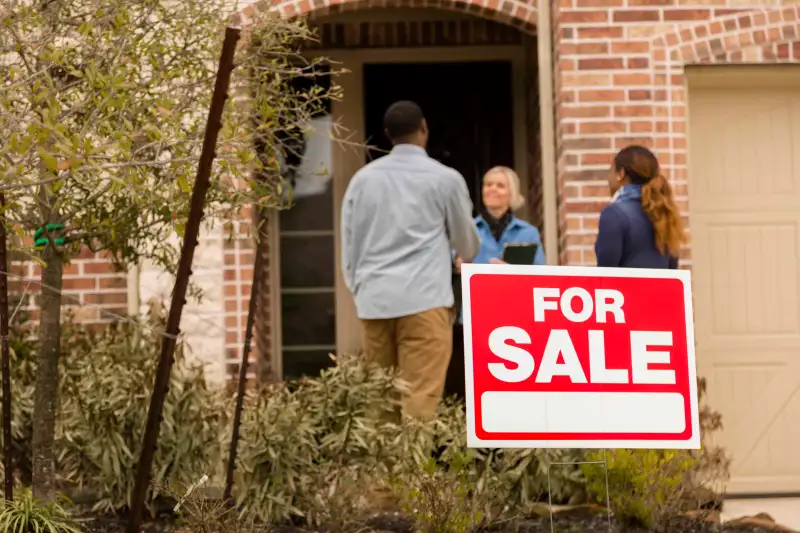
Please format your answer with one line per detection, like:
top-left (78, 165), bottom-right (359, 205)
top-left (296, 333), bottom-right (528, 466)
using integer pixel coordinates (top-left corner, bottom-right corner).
top-left (581, 378), bottom-right (730, 530)
top-left (391, 399), bottom-right (585, 532)
top-left (398, 456), bottom-right (481, 533)
top-left (0, 488), bottom-right (82, 533)
top-left (0, 304), bottom-right (227, 515)
top-left (234, 355), bottom-right (404, 524)
top-left (170, 483), bottom-right (259, 533)
top-left (58, 309), bottom-right (227, 514)
top-left (235, 356), bottom-right (587, 527)
top-left (424, 400), bottom-right (586, 512)
top-left (0, 334), bottom-right (36, 486)
top-left (3, 322), bottom-right (590, 527)
top-left (583, 448), bottom-right (696, 529)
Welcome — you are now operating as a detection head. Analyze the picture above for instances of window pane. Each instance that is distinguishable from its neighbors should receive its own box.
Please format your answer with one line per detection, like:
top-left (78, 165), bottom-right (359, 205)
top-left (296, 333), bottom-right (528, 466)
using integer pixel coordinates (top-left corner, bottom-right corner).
top-left (279, 177), bottom-right (334, 232)
top-left (281, 292), bottom-right (335, 346)
top-left (279, 65), bottom-right (334, 232)
top-left (282, 350), bottom-right (336, 380)
top-left (277, 65), bottom-right (337, 380)
top-left (279, 235), bottom-right (335, 288)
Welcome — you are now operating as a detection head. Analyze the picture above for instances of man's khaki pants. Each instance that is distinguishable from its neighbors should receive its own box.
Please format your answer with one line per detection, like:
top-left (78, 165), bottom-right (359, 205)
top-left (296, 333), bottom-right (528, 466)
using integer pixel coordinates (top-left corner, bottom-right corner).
top-left (361, 307), bottom-right (454, 420)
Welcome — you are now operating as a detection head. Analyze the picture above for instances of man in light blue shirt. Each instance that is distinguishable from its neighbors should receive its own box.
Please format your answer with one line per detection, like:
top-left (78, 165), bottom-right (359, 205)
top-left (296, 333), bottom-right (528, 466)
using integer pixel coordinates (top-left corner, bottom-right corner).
top-left (340, 100), bottom-right (480, 419)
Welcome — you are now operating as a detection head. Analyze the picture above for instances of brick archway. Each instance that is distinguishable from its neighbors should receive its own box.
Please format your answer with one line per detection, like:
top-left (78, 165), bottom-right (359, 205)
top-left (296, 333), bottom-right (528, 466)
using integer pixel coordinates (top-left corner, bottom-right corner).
top-left (231, 0), bottom-right (537, 33)
top-left (648, 3), bottom-right (800, 172)
top-left (652, 4), bottom-right (800, 64)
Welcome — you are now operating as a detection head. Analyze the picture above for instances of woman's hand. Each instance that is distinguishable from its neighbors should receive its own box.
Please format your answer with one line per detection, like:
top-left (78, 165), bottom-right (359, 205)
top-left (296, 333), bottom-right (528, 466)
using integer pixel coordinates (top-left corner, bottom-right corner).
top-left (489, 257), bottom-right (507, 265)
top-left (454, 255), bottom-right (463, 273)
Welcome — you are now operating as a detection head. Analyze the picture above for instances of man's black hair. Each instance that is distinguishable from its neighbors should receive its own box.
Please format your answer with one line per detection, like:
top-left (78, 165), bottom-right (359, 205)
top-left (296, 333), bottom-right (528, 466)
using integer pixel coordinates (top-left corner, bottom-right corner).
top-left (383, 101), bottom-right (424, 141)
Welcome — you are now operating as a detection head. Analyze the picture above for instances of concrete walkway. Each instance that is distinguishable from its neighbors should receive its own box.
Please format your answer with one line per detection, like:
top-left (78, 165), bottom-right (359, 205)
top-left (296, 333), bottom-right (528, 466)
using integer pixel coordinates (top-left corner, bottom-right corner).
top-left (722, 498), bottom-right (800, 530)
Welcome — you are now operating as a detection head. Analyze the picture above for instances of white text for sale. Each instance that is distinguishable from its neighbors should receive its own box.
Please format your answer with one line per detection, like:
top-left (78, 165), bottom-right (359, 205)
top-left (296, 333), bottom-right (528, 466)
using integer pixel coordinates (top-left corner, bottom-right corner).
top-left (487, 287), bottom-right (675, 385)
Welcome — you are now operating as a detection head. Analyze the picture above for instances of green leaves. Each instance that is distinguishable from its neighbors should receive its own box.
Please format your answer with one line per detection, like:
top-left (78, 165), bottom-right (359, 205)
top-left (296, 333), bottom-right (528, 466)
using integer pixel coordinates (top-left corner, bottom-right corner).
top-left (2, 321), bottom-right (595, 528)
top-left (0, 0), bottom-right (337, 280)
top-left (580, 380), bottom-right (730, 531)
top-left (0, 488), bottom-right (83, 533)
top-left (231, 356), bottom-right (590, 527)
top-left (58, 316), bottom-right (226, 515)
top-left (174, 222), bottom-right (186, 238)
top-left (37, 148), bottom-right (59, 173)
top-left (176, 174), bottom-right (191, 194)
top-left (1, 310), bottom-right (226, 516)
top-left (582, 447), bottom-right (726, 530)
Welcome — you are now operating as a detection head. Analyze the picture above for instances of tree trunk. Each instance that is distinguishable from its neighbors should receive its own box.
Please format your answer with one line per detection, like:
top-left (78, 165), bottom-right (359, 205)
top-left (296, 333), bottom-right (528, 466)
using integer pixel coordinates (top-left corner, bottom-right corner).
top-left (31, 245), bottom-right (63, 502)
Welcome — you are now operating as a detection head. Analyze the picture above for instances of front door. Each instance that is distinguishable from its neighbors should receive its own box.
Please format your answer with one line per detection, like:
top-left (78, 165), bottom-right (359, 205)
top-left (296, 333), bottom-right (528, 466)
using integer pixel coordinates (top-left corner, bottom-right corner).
top-left (362, 60), bottom-right (515, 397)
top-left (276, 59), bottom-right (517, 381)
top-left (363, 61), bottom-right (515, 209)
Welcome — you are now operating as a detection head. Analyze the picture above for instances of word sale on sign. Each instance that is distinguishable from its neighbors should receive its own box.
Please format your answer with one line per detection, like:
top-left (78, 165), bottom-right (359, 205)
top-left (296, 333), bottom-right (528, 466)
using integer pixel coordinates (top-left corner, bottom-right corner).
top-left (461, 264), bottom-right (700, 450)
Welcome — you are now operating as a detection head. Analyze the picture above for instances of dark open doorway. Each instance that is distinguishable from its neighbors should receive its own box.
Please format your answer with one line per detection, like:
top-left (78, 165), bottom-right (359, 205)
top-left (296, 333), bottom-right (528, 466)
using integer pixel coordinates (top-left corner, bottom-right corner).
top-left (363, 60), bottom-right (516, 400)
top-left (363, 61), bottom-right (515, 214)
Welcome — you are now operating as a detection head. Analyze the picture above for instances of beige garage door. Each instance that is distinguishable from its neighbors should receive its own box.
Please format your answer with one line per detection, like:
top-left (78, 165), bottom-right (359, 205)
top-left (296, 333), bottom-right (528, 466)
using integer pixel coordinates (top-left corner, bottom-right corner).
top-left (687, 66), bottom-right (800, 495)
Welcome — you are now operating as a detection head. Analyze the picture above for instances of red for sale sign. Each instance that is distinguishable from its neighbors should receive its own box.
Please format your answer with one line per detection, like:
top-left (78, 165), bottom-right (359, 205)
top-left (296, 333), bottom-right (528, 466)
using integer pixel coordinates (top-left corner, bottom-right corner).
top-left (462, 264), bottom-right (700, 449)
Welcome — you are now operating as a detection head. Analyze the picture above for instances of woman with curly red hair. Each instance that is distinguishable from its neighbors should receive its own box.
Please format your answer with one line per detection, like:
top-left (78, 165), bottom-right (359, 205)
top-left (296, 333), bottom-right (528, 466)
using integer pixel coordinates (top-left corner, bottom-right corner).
top-left (596, 145), bottom-right (685, 269)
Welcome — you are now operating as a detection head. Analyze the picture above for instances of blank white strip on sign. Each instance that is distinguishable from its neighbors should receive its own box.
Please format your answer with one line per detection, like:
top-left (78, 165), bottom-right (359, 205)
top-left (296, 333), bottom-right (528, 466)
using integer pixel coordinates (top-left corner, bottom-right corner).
top-left (481, 391), bottom-right (686, 434)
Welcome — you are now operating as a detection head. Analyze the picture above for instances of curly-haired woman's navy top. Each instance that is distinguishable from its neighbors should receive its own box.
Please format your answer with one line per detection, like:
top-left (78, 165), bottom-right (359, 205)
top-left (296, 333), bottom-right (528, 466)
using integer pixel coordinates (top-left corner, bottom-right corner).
top-left (595, 184), bottom-right (678, 269)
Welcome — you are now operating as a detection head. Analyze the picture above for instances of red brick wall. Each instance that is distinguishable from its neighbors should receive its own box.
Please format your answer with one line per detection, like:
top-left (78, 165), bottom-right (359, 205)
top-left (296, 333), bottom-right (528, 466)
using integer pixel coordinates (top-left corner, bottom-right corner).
top-left (555, 0), bottom-right (800, 267)
top-left (10, 249), bottom-right (127, 327)
top-left (223, 212), bottom-right (256, 379)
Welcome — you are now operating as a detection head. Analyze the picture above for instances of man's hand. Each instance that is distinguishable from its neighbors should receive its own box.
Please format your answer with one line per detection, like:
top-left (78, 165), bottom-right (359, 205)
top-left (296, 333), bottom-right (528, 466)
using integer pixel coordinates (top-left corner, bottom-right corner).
top-left (454, 255), bottom-right (464, 273)
top-left (489, 257), bottom-right (507, 265)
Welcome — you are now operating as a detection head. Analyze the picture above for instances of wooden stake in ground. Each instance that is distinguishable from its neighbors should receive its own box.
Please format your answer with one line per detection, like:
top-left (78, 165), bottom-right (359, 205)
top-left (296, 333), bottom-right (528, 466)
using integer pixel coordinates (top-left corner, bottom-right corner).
top-left (126, 26), bottom-right (241, 533)
top-left (0, 193), bottom-right (13, 501)
top-left (223, 234), bottom-right (264, 501)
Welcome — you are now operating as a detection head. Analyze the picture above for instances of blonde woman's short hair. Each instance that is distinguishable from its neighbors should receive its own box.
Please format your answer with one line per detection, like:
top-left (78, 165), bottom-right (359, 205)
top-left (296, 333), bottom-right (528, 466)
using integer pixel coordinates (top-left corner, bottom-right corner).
top-left (483, 166), bottom-right (526, 211)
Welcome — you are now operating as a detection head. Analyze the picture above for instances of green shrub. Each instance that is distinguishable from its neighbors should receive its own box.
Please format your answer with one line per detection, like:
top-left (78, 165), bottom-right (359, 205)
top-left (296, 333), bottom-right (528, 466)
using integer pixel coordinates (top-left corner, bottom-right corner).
top-left (0, 338), bottom-right (36, 486)
top-left (234, 355), bottom-right (404, 524)
top-left (0, 305), bottom-right (227, 516)
top-left (2, 318), bottom-right (590, 527)
top-left (234, 355), bottom-right (589, 527)
top-left (427, 400), bottom-right (586, 512)
top-left (581, 378), bottom-right (730, 530)
top-left (0, 487), bottom-right (82, 533)
top-left (58, 312), bottom-right (227, 514)
top-left (391, 399), bottom-right (585, 532)
top-left (582, 448), bottom-right (697, 529)
top-left (397, 455), bottom-right (483, 533)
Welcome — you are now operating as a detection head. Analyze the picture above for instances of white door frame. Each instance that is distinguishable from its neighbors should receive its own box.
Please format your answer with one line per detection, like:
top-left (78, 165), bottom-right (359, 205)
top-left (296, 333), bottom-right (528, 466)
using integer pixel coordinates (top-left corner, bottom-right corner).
top-left (270, 44), bottom-right (530, 376)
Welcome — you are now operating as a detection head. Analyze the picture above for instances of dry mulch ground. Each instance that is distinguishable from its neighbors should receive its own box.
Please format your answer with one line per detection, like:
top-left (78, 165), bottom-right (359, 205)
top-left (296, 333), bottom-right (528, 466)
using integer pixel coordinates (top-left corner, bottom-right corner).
top-left (79, 506), bottom-right (797, 533)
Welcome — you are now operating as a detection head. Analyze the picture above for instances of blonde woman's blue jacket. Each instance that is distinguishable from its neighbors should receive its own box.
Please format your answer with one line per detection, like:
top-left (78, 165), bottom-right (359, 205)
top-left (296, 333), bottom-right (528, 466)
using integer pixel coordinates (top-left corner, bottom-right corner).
top-left (457, 214), bottom-right (546, 323)
top-left (471, 214), bottom-right (546, 266)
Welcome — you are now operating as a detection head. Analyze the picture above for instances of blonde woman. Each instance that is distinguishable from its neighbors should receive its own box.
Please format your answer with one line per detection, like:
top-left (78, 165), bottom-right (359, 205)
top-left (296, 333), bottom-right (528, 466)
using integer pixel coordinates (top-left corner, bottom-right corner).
top-left (454, 166), bottom-right (546, 271)
top-left (447, 166), bottom-right (545, 400)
